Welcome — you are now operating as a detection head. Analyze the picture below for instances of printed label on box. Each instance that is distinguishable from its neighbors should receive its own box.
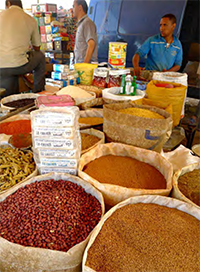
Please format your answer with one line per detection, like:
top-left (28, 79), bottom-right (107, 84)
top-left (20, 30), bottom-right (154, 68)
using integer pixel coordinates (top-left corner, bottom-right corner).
top-left (33, 127), bottom-right (74, 138)
top-left (34, 138), bottom-right (74, 149)
top-left (33, 113), bottom-right (74, 126)
top-left (39, 167), bottom-right (77, 175)
top-left (40, 158), bottom-right (78, 168)
top-left (38, 149), bottom-right (78, 158)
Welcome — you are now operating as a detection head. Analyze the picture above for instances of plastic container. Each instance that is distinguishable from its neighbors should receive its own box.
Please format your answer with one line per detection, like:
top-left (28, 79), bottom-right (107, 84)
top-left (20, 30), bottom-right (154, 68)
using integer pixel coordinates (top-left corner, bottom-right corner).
top-left (108, 42), bottom-right (127, 69)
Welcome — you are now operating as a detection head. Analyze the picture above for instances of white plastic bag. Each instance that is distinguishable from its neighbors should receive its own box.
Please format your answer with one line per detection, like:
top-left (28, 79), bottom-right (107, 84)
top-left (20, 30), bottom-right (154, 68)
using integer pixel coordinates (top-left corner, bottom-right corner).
top-left (163, 145), bottom-right (200, 172)
top-left (102, 87), bottom-right (145, 103)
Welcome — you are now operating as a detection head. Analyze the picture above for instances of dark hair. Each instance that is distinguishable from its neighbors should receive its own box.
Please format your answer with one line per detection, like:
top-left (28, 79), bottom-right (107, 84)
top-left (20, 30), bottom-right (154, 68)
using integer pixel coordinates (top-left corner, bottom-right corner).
top-left (76, 0), bottom-right (88, 14)
top-left (162, 14), bottom-right (176, 24)
top-left (6, 0), bottom-right (23, 8)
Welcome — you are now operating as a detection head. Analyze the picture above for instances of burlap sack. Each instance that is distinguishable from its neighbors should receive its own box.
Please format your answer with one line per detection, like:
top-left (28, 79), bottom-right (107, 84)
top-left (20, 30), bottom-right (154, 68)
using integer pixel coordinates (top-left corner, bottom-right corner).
top-left (81, 129), bottom-right (105, 155)
top-left (79, 109), bottom-right (103, 129)
top-left (0, 173), bottom-right (105, 272)
top-left (78, 143), bottom-right (173, 206)
top-left (82, 195), bottom-right (200, 272)
top-left (103, 102), bottom-right (172, 153)
top-left (172, 163), bottom-right (200, 209)
top-left (78, 85), bottom-right (103, 98)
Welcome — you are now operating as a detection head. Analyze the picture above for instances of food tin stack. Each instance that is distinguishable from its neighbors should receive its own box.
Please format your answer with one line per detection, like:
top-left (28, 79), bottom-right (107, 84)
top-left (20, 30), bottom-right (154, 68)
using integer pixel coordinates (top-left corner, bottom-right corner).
top-left (31, 95), bottom-right (81, 175)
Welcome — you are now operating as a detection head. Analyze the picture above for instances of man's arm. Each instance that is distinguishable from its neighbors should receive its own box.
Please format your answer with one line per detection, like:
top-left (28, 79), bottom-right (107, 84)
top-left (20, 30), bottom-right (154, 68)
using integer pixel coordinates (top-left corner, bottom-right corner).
top-left (132, 37), bottom-right (151, 77)
top-left (132, 53), bottom-right (143, 77)
top-left (84, 39), bottom-right (95, 63)
top-left (163, 65), bottom-right (180, 72)
top-left (33, 45), bottom-right (40, 51)
top-left (31, 20), bottom-right (41, 51)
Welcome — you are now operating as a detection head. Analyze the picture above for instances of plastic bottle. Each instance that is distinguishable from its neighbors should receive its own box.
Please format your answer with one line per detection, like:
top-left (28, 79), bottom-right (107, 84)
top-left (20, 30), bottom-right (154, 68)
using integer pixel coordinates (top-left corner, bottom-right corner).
top-left (125, 74), bottom-right (132, 95)
top-left (130, 76), bottom-right (137, 96)
top-left (120, 74), bottom-right (126, 94)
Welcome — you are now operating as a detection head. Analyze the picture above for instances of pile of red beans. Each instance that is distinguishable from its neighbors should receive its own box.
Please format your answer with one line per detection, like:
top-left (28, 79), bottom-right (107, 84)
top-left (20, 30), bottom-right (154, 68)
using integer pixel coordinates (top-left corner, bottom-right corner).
top-left (0, 179), bottom-right (102, 252)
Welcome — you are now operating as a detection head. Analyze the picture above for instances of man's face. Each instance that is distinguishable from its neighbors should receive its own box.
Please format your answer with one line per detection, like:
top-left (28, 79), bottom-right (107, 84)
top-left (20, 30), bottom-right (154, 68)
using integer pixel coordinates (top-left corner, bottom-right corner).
top-left (160, 17), bottom-right (176, 38)
top-left (73, 0), bottom-right (79, 19)
top-left (5, 0), bottom-right (10, 9)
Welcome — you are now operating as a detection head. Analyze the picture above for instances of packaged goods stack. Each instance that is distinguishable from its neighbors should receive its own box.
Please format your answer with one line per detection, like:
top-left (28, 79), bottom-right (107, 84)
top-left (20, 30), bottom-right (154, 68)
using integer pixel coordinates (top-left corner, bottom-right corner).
top-left (58, 8), bottom-right (77, 52)
top-left (31, 100), bottom-right (81, 176)
top-left (65, 17), bottom-right (77, 52)
top-left (45, 64), bottom-right (80, 89)
top-left (32, 4), bottom-right (71, 64)
top-left (32, 4), bottom-right (57, 51)
top-left (51, 21), bottom-right (69, 62)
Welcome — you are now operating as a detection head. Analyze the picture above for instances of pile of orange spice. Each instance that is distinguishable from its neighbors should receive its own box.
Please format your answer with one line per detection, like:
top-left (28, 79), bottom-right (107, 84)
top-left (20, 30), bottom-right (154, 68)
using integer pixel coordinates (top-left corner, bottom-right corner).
top-left (0, 120), bottom-right (31, 135)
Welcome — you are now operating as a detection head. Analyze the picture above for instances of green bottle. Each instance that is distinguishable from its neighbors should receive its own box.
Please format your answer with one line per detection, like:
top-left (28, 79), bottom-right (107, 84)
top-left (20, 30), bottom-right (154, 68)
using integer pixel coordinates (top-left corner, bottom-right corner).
top-left (130, 76), bottom-right (137, 96)
top-left (120, 74), bottom-right (126, 95)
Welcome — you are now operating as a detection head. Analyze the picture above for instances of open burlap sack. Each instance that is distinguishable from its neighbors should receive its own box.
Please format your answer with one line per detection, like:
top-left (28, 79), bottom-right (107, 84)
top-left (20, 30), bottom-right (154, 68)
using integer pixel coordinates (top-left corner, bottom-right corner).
top-left (78, 143), bottom-right (173, 206)
top-left (79, 109), bottom-right (103, 129)
top-left (0, 173), bottom-right (105, 272)
top-left (78, 85), bottom-right (103, 98)
top-left (172, 163), bottom-right (200, 209)
top-left (82, 195), bottom-right (200, 272)
top-left (103, 102), bottom-right (172, 153)
top-left (81, 129), bottom-right (105, 155)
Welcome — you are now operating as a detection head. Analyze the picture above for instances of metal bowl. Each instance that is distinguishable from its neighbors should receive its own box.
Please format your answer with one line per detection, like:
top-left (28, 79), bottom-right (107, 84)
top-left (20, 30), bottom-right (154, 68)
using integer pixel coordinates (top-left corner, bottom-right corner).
top-left (192, 144), bottom-right (200, 157)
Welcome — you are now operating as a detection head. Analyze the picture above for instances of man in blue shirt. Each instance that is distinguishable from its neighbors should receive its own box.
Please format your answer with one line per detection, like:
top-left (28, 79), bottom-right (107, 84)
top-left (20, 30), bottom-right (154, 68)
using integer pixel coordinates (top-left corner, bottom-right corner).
top-left (132, 14), bottom-right (183, 77)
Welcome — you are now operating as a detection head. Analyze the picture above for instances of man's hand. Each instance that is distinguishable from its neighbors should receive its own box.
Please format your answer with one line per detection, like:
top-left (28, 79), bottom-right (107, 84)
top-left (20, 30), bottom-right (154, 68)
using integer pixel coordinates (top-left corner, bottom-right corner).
top-left (134, 67), bottom-right (143, 77)
top-left (132, 53), bottom-right (144, 77)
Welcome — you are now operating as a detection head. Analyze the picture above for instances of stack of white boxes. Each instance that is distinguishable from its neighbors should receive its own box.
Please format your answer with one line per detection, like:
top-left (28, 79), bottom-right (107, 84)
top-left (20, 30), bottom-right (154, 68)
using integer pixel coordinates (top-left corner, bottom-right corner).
top-left (45, 64), bottom-right (80, 88)
top-left (31, 107), bottom-right (81, 175)
top-left (51, 64), bottom-right (70, 80)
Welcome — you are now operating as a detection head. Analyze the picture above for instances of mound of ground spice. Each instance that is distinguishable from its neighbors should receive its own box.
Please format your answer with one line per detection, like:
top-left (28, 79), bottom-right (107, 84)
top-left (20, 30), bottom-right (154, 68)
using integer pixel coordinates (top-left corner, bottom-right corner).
top-left (0, 120), bottom-right (31, 135)
top-left (118, 107), bottom-right (164, 119)
top-left (9, 133), bottom-right (32, 149)
top-left (178, 168), bottom-right (200, 206)
top-left (86, 203), bottom-right (200, 272)
top-left (79, 117), bottom-right (103, 126)
top-left (81, 133), bottom-right (100, 151)
top-left (83, 155), bottom-right (166, 189)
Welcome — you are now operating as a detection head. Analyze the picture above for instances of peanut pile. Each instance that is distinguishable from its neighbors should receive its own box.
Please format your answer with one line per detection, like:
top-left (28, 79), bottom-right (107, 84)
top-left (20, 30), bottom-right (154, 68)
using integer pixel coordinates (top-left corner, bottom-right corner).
top-left (0, 179), bottom-right (102, 252)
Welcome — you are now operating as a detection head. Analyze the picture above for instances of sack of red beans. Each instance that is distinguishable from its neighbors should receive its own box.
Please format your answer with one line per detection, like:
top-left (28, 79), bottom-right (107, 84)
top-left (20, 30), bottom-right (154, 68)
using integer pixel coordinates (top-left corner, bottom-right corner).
top-left (0, 173), bottom-right (104, 272)
top-left (92, 68), bottom-right (109, 88)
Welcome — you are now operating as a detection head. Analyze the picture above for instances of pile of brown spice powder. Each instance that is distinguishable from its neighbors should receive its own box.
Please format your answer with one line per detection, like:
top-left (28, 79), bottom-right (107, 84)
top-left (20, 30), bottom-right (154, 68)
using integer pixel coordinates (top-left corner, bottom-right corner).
top-left (81, 133), bottom-right (100, 151)
top-left (86, 203), bottom-right (200, 272)
top-left (83, 155), bottom-right (166, 189)
top-left (178, 169), bottom-right (200, 206)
